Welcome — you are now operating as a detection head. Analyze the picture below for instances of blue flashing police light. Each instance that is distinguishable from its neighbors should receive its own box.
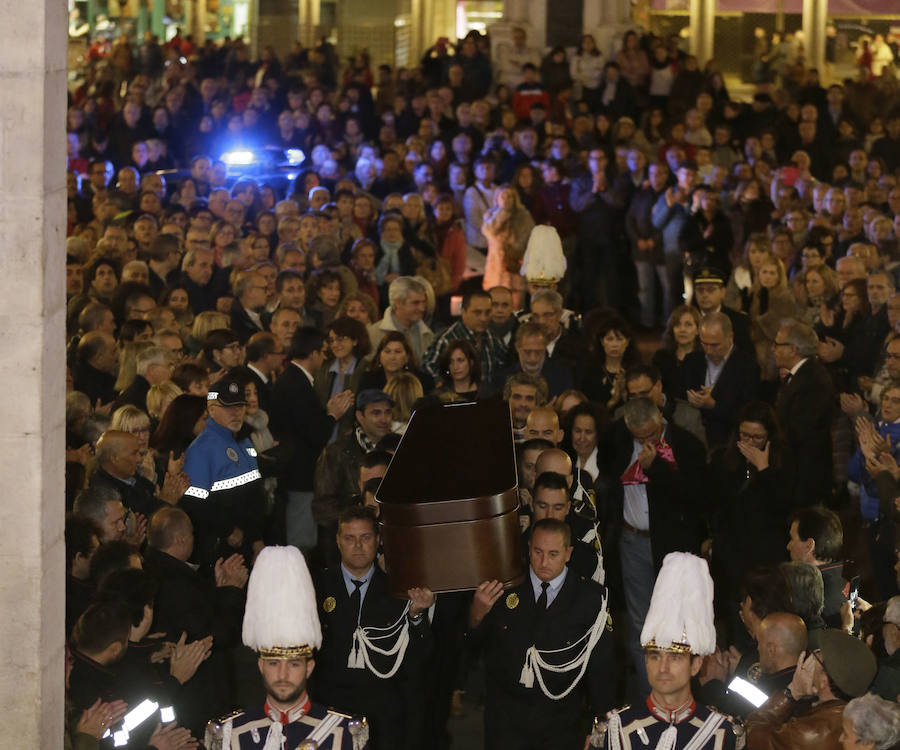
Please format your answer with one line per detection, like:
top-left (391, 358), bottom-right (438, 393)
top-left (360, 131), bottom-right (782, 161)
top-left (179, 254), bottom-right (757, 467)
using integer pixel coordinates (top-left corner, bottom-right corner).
top-left (221, 149), bottom-right (256, 166)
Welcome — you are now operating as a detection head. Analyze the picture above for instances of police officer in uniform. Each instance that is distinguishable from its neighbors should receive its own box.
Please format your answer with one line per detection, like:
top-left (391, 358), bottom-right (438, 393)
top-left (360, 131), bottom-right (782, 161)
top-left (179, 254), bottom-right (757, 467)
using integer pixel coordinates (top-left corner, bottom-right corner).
top-left (313, 506), bottom-right (434, 750)
top-left (207, 545), bottom-right (360, 749)
top-left (182, 372), bottom-right (266, 566)
top-left (594, 552), bottom-right (738, 749)
top-left (470, 517), bottom-right (615, 750)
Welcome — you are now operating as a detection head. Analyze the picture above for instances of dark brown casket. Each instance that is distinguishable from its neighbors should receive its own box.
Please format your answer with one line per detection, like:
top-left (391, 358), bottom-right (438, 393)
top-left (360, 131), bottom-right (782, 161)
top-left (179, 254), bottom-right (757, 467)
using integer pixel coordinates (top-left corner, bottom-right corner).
top-left (376, 399), bottom-right (525, 596)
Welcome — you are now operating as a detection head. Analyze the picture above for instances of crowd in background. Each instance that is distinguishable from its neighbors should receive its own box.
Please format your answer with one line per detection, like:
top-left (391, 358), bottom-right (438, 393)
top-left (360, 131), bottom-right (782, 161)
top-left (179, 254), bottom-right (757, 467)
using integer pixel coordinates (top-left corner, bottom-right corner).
top-left (61, 22), bottom-right (900, 750)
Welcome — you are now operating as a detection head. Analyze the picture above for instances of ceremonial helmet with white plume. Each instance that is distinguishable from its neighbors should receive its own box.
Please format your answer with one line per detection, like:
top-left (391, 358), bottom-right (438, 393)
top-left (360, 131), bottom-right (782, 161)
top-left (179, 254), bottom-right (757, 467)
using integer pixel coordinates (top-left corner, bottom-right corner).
top-left (640, 552), bottom-right (716, 655)
top-left (242, 545), bottom-right (322, 659)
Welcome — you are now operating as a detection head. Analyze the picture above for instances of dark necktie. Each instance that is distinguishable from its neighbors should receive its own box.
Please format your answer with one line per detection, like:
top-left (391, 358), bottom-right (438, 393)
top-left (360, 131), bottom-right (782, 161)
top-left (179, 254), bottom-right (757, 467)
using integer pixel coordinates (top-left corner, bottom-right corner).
top-left (536, 581), bottom-right (550, 610)
top-left (349, 579), bottom-right (364, 623)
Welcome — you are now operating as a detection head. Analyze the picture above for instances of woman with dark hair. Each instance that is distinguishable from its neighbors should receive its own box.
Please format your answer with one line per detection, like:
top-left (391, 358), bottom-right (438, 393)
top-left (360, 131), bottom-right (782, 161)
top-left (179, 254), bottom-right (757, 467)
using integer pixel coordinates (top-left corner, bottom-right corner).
top-left (511, 163), bottom-right (543, 218)
top-left (315, 316), bottom-right (371, 438)
top-left (540, 46), bottom-right (573, 100)
top-left (358, 330), bottom-right (433, 392)
top-left (564, 401), bottom-right (609, 501)
top-left (816, 276), bottom-right (886, 390)
top-left (579, 315), bottom-right (637, 410)
top-left (348, 238), bottom-right (379, 305)
top-left (638, 106), bottom-right (667, 160)
top-left (570, 35), bottom-right (604, 110)
top-left (615, 30), bottom-right (650, 92)
top-left (150, 394), bottom-right (207, 461)
top-left (159, 283), bottom-right (194, 324)
top-left (305, 267), bottom-right (344, 329)
top-left (710, 401), bottom-right (793, 641)
top-left (435, 339), bottom-right (483, 401)
top-left (289, 168), bottom-right (320, 208)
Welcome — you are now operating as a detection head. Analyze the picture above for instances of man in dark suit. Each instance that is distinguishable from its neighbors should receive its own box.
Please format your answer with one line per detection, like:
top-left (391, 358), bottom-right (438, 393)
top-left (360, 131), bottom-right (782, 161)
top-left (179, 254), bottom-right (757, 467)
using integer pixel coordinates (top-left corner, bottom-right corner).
top-left (229, 271), bottom-right (268, 344)
top-left (529, 289), bottom-right (585, 372)
top-left (469, 518), bottom-right (615, 750)
top-left (314, 506), bottom-right (434, 750)
top-left (143, 507), bottom-right (248, 733)
top-left (111, 346), bottom-right (174, 412)
top-left (692, 267), bottom-right (753, 354)
top-left (244, 332), bottom-right (282, 416)
top-left (599, 397), bottom-right (706, 696)
top-left (494, 321), bottom-right (574, 398)
top-left (269, 327), bottom-right (354, 552)
top-left (678, 312), bottom-right (760, 450)
top-left (773, 321), bottom-right (835, 507)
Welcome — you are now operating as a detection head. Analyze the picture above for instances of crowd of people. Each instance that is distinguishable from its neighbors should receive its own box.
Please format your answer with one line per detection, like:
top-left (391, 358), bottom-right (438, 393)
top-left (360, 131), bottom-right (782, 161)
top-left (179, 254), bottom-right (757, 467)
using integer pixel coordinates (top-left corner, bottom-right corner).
top-left (62, 21), bottom-right (900, 750)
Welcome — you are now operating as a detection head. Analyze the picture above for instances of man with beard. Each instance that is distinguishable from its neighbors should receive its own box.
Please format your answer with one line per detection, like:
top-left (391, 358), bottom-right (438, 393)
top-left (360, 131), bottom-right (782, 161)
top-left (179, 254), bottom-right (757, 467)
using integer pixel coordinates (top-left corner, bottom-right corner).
top-left (209, 545), bottom-right (356, 749)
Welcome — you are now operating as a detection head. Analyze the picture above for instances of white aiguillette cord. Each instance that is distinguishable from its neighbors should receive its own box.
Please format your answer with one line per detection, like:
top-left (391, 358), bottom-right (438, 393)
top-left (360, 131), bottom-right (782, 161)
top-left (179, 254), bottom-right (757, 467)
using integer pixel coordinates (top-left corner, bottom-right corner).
top-left (307, 712), bottom-right (346, 745)
top-left (347, 601), bottom-right (411, 679)
top-left (604, 707), bottom-right (726, 750)
top-left (519, 590), bottom-right (609, 700)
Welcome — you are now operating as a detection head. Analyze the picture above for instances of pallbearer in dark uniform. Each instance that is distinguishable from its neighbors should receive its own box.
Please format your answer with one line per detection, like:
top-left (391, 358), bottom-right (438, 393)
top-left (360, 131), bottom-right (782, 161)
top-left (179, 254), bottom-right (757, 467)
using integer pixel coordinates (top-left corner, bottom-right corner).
top-left (205, 545), bottom-right (362, 750)
top-left (528, 471), bottom-right (605, 584)
top-left (313, 506), bottom-right (434, 750)
top-left (593, 552), bottom-right (739, 750)
top-left (470, 517), bottom-right (616, 750)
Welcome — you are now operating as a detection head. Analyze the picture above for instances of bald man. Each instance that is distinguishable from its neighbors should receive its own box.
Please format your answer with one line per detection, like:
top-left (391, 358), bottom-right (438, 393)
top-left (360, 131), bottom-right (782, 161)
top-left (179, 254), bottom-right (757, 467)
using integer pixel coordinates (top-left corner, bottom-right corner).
top-left (90, 430), bottom-right (164, 518)
top-left (524, 407), bottom-right (563, 445)
top-left (756, 613), bottom-right (807, 692)
top-left (534, 447), bottom-right (573, 483)
top-left (696, 613), bottom-right (807, 719)
top-left (534, 447), bottom-right (600, 559)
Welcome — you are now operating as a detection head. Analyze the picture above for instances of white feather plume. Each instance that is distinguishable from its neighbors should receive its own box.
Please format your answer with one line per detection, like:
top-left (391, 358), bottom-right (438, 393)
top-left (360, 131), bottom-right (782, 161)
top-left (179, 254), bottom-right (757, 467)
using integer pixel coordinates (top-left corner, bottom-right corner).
top-left (520, 225), bottom-right (567, 283)
top-left (640, 552), bottom-right (716, 656)
top-left (242, 545), bottom-right (322, 652)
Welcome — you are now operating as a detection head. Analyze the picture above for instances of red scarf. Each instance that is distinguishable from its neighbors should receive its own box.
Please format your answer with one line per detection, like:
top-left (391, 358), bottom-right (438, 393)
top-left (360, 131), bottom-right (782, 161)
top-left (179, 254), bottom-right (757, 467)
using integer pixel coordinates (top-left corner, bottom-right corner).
top-left (620, 441), bottom-right (676, 485)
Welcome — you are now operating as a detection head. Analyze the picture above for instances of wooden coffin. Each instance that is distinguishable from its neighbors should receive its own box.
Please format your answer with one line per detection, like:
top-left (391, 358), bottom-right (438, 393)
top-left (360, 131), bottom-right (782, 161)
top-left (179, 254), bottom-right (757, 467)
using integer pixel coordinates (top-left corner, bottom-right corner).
top-left (376, 399), bottom-right (525, 596)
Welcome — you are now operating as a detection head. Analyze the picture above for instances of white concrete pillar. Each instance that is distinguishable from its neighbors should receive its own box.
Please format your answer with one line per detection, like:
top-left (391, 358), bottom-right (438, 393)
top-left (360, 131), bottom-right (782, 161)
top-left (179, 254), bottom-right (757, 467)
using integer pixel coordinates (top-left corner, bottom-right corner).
top-left (689, 0), bottom-right (715, 66)
top-left (298, 0), bottom-right (319, 48)
top-left (0, 0), bottom-right (67, 746)
top-left (409, 0), bottom-right (424, 68)
top-left (802, 0), bottom-right (827, 74)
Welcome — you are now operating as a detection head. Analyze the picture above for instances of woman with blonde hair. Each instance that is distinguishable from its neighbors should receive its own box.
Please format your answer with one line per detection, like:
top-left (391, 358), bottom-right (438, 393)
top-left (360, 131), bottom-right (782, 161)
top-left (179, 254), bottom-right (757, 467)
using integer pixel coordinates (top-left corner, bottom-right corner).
top-left (146, 381), bottom-right (183, 423)
top-left (794, 265), bottom-right (839, 327)
top-left (401, 193), bottom-right (434, 247)
top-left (188, 311), bottom-right (230, 356)
top-left (747, 252), bottom-right (797, 376)
top-left (725, 233), bottom-right (769, 313)
top-left (114, 341), bottom-right (153, 395)
top-left (748, 252), bottom-right (794, 320)
top-left (209, 219), bottom-right (238, 267)
top-left (384, 371), bottom-right (423, 434)
top-left (482, 186), bottom-right (535, 307)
